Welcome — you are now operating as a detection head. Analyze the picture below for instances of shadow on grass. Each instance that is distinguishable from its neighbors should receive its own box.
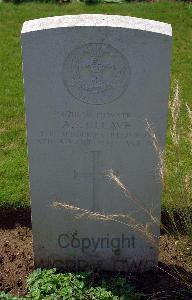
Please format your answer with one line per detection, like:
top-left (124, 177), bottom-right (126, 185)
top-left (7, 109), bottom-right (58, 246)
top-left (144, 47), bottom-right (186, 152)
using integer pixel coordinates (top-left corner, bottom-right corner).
top-left (0, 207), bottom-right (31, 229)
top-left (0, 207), bottom-right (191, 234)
top-left (137, 262), bottom-right (192, 299)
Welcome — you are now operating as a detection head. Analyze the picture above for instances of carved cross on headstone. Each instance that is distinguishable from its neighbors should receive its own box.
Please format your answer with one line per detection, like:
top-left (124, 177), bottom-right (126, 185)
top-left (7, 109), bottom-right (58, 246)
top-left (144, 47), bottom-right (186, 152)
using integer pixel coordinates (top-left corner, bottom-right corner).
top-left (74, 150), bottom-right (119, 211)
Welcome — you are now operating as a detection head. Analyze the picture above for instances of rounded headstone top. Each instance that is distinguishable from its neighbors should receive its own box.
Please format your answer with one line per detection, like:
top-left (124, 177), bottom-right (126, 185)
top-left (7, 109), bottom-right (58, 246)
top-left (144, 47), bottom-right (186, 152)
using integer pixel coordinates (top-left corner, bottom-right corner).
top-left (21, 14), bottom-right (172, 36)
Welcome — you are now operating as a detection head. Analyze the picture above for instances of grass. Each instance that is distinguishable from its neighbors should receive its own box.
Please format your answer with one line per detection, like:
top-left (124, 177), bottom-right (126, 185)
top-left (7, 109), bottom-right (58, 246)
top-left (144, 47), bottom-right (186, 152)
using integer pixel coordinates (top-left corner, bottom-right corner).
top-left (0, 1), bottom-right (192, 209)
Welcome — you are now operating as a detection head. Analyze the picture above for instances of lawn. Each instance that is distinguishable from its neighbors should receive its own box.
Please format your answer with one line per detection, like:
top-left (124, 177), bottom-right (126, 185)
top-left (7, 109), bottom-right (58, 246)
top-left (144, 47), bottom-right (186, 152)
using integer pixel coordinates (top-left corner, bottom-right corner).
top-left (0, 1), bottom-right (192, 210)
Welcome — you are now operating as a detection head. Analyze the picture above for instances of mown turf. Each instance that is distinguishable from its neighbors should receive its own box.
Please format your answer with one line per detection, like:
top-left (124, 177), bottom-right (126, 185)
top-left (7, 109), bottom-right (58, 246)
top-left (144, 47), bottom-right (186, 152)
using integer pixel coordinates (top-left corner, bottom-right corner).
top-left (0, 2), bottom-right (192, 209)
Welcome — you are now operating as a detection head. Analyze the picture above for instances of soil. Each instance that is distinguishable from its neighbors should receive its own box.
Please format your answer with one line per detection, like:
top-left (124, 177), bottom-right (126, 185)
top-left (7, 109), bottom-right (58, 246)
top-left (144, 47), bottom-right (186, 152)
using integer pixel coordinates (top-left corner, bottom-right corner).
top-left (0, 209), bottom-right (192, 299)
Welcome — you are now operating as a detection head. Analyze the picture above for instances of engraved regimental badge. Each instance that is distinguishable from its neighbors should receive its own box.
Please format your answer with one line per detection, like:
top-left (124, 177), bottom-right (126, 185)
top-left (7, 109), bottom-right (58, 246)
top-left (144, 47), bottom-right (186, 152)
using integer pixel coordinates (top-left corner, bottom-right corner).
top-left (63, 43), bottom-right (130, 105)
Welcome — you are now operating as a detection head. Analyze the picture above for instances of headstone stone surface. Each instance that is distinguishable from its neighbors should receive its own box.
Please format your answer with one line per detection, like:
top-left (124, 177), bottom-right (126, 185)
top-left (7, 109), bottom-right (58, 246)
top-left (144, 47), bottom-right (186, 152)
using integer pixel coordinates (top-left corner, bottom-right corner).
top-left (21, 14), bottom-right (172, 272)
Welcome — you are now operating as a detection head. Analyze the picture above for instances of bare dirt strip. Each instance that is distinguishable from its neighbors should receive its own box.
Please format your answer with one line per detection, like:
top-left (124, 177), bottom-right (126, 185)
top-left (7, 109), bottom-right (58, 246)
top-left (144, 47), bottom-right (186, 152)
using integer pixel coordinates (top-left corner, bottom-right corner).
top-left (0, 209), bottom-right (192, 299)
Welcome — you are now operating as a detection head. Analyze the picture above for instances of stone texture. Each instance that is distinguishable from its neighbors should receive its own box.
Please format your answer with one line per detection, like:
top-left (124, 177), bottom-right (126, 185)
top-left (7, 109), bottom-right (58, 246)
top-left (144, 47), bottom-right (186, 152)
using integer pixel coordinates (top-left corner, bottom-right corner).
top-left (22, 14), bottom-right (172, 35)
top-left (21, 14), bottom-right (172, 272)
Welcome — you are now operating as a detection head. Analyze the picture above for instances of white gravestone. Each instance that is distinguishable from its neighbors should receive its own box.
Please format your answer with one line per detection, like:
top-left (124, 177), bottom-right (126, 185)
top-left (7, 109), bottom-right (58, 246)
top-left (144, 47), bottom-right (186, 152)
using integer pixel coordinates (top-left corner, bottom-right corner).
top-left (21, 14), bottom-right (172, 272)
